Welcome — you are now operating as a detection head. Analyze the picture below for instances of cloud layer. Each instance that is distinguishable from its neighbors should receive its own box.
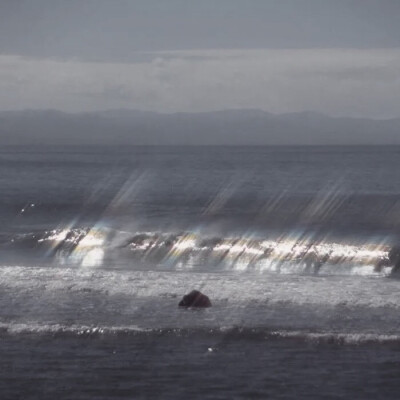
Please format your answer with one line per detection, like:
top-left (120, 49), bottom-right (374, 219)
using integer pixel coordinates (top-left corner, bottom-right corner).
top-left (1, 48), bottom-right (399, 118)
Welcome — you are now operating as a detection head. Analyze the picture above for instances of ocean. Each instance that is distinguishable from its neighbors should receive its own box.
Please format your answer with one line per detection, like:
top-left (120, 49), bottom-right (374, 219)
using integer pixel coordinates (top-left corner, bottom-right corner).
top-left (1, 146), bottom-right (400, 399)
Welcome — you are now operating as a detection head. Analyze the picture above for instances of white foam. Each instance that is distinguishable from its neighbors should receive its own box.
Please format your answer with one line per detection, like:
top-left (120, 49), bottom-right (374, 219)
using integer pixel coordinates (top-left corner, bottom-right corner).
top-left (0, 263), bottom-right (399, 315)
top-left (269, 330), bottom-right (400, 344)
top-left (1, 321), bottom-right (399, 345)
top-left (0, 321), bottom-right (148, 335)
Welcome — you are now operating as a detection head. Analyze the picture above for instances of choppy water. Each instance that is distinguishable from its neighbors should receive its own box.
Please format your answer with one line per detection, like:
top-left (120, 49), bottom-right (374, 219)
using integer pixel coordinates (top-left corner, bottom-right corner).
top-left (1, 146), bottom-right (400, 399)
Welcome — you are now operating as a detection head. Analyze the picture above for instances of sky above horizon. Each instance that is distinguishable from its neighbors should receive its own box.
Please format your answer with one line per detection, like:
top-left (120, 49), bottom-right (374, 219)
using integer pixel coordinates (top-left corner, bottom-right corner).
top-left (0, 0), bottom-right (399, 118)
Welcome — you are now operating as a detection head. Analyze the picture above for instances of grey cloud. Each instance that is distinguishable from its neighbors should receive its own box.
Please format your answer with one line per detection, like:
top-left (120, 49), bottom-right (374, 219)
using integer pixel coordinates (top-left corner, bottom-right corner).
top-left (0, 49), bottom-right (399, 118)
top-left (0, 1), bottom-right (399, 62)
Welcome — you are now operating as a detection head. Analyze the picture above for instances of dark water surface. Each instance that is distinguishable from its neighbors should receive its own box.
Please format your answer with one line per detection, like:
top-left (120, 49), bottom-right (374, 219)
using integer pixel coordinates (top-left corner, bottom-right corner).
top-left (1, 146), bottom-right (400, 399)
top-left (2, 333), bottom-right (400, 400)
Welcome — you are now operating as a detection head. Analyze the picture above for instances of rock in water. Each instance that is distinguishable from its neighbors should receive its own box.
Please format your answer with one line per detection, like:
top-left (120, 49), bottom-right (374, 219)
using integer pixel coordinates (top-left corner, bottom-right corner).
top-left (178, 290), bottom-right (212, 308)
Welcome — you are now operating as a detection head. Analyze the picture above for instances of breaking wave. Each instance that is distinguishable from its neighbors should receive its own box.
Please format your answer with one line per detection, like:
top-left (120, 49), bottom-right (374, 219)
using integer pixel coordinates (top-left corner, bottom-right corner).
top-left (1, 227), bottom-right (397, 276)
top-left (1, 322), bottom-right (399, 345)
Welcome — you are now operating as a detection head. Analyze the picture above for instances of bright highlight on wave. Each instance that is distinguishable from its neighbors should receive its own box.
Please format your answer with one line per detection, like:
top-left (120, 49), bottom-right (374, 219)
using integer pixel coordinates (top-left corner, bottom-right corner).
top-left (11, 227), bottom-right (398, 275)
top-left (37, 227), bottom-right (106, 267)
top-left (121, 230), bottom-right (393, 275)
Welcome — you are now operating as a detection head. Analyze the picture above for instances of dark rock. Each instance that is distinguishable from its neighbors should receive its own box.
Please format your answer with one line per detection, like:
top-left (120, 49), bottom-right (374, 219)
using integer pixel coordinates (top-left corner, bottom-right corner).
top-left (178, 290), bottom-right (212, 308)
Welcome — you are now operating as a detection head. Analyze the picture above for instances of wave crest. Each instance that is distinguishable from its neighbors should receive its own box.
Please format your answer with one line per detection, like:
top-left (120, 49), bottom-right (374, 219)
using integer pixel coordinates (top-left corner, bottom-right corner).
top-left (1, 227), bottom-right (397, 276)
top-left (1, 322), bottom-right (399, 345)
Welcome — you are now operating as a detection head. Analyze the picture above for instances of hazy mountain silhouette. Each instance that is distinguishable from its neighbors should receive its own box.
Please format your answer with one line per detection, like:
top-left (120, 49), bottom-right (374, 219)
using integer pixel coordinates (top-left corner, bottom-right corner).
top-left (0, 109), bottom-right (399, 145)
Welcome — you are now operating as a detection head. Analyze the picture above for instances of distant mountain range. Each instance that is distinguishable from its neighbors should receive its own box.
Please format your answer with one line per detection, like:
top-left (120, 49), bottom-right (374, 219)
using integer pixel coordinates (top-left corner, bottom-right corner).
top-left (0, 109), bottom-right (399, 145)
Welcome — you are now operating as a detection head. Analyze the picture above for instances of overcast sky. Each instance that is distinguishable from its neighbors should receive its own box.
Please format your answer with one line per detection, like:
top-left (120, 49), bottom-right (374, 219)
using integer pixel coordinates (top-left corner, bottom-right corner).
top-left (0, 0), bottom-right (399, 118)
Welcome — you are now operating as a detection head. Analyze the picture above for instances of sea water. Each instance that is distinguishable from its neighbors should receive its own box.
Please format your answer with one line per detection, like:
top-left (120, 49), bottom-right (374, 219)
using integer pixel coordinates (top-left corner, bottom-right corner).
top-left (1, 146), bottom-right (400, 399)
